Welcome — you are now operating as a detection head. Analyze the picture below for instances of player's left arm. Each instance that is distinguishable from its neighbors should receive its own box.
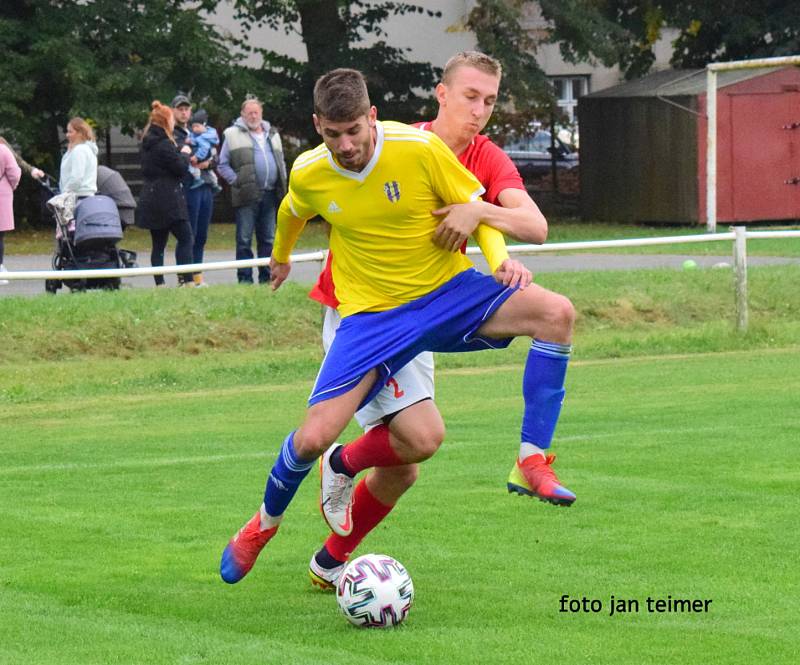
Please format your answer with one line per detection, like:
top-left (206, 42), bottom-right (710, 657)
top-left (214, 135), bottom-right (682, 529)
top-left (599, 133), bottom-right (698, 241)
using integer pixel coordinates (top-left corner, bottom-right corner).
top-left (432, 189), bottom-right (547, 252)
top-left (472, 223), bottom-right (531, 290)
top-left (423, 132), bottom-right (529, 289)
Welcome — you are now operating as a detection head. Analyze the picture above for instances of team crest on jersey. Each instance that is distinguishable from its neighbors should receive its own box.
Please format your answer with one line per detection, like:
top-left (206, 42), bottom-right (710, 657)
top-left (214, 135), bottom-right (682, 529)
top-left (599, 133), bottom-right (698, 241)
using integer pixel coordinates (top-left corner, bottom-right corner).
top-left (384, 181), bottom-right (401, 203)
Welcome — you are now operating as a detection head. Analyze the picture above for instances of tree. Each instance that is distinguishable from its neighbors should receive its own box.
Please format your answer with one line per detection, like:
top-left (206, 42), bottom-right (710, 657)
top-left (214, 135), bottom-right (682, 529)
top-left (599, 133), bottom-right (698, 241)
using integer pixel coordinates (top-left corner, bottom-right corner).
top-left (466, 0), bottom-right (559, 140)
top-left (0, 0), bottom-right (237, 174)
top-left (232, 1), bottom-right (443, 143)
top-left (666, 1), bottom-right (800, 68)
top-left (538, 0), bottom-right (800, 79)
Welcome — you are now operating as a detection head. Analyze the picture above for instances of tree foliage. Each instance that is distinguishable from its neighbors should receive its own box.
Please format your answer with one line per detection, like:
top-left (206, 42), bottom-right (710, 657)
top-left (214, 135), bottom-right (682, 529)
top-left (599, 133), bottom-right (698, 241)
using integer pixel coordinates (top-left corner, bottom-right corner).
top-left (0, 0), bottom-right (237, 174)
top-left (539, 0), bottom-right (800, 79)
top-left (466, 0), bottom-right (559, 139)
top-left (233, 0), bottom-right (443, 143)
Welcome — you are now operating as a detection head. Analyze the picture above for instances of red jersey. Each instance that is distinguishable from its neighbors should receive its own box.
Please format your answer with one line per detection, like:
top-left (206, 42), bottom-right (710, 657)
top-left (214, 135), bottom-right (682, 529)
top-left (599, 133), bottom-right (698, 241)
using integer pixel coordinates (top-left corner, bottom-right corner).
top-left (308, 122), bottom-right (525, 309)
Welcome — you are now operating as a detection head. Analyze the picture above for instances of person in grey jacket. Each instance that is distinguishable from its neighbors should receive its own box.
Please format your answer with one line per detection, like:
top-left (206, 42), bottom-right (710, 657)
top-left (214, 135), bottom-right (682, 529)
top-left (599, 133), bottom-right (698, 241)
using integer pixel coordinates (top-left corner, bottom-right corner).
top-left (218, 97), bottom-right (287, 284)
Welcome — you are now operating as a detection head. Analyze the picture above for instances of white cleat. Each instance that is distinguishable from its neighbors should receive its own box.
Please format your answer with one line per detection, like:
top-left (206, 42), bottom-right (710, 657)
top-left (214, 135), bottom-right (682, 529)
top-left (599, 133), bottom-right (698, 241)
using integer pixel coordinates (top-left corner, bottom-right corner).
top-left (308, 552), bottom-right (346, 591)
top-left (319, 443), bottom-right (355, 536)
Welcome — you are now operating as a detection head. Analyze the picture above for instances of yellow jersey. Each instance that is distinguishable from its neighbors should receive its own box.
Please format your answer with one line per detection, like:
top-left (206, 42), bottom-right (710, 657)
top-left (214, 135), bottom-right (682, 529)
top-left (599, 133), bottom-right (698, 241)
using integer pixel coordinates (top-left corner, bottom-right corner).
top-left (274, 120), bottom-right (509, 317)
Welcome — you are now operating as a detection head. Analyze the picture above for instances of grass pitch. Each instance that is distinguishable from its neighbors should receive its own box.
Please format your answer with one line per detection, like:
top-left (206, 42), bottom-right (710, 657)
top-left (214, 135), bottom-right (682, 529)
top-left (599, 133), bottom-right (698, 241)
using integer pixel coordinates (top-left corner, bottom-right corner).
top-left (1, 346), bottom-right (797, 664)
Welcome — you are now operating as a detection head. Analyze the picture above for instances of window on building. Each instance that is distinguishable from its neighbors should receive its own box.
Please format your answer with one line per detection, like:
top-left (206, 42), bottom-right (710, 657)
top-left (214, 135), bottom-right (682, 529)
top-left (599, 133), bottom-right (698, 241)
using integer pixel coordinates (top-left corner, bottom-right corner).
top-left (550, 76), bottom-right (589, 123)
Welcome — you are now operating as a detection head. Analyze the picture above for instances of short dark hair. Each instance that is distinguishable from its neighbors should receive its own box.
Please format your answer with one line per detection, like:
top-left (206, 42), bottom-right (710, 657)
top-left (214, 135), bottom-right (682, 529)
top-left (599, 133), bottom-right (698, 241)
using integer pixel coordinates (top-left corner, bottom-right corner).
top-left (313, 69), bottom-right (370, 122)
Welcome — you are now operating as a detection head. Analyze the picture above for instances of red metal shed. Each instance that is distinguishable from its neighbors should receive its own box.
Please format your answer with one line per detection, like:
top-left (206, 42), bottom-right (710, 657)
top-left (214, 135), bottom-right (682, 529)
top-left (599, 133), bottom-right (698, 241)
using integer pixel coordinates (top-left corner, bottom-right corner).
top-left (579, 66), bottom-right (800, 224)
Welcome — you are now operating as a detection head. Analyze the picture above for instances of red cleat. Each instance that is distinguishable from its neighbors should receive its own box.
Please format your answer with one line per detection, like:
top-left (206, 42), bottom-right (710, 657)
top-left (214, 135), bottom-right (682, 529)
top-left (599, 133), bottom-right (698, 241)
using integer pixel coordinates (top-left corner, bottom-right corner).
top-left (220, 512), bottom-right (279, 583)
top-left (507, 454), bottom-right (576, 506)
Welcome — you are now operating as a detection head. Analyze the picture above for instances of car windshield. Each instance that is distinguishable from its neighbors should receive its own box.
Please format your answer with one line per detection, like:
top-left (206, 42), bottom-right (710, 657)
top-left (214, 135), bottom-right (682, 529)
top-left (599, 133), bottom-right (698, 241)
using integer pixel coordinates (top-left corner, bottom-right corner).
top-left (505, 131), bottom-right (562, 153)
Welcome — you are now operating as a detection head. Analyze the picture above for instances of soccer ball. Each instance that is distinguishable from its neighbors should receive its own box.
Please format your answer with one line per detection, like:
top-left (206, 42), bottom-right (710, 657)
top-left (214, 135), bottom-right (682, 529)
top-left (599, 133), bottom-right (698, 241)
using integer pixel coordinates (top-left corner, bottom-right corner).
top-left (336, 553), bottom-right (414, 628)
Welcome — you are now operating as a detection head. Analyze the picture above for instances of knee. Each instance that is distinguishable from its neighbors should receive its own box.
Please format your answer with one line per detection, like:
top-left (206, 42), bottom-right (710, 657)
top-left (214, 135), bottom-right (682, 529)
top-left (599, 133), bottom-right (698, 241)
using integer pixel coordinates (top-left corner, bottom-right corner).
top-left (294, 423), bottom-right (338, 459)
top-left (549, 295), bottom-right (576, 335)
top-left (397, 420), bottom-right (445, 462)
top-left (527, 293), bottom-right (574, 341)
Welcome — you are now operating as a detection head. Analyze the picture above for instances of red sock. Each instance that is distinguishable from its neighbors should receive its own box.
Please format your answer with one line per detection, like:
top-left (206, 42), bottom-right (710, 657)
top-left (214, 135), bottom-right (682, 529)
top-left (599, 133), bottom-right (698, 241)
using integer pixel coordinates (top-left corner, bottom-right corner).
top-left (341, 424), bottom-right (404, 475)
top-left (325, 479), bottom-right (394, 562)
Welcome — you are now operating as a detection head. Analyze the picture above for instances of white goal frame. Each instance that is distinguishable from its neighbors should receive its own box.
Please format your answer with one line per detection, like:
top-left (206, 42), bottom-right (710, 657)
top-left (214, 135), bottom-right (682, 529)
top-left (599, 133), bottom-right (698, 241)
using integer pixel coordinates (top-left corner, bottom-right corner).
top-left (705, 55), bottom-right (800, 232)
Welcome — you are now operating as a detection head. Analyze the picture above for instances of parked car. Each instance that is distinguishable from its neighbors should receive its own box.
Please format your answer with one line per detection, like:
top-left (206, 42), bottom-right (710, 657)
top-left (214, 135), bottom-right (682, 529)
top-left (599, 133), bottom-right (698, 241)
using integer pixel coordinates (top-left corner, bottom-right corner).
top-left (502, 129), bottom-right (579, 177)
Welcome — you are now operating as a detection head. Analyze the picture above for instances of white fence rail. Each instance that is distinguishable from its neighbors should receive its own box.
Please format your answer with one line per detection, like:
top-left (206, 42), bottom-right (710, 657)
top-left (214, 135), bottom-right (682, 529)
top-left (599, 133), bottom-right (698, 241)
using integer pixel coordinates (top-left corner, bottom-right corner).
top-left (3, 227), bottom-right (800, 332)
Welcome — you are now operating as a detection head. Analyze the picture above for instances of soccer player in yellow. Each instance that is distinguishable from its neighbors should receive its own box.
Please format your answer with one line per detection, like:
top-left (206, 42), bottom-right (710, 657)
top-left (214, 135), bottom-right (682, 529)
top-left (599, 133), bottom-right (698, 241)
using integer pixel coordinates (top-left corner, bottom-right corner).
top-left (308, 52), bottom-right (575, 591)
top-left (220, 68), bottom-right (568, 584)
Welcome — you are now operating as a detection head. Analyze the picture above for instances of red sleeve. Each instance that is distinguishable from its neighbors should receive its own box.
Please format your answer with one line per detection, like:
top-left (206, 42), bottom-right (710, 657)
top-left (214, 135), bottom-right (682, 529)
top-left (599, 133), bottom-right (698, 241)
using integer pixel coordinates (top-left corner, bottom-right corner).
top-left (460, 136), bottom-right (525, 206)
top-left (308, 252), bottom-right (340, 308)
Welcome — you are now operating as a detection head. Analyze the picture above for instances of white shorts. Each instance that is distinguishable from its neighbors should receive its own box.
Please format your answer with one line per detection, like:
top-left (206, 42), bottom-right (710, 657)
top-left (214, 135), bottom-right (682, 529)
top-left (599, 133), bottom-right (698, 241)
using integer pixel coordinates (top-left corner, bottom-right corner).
top-left (322, 306), bottom-right (435, 429)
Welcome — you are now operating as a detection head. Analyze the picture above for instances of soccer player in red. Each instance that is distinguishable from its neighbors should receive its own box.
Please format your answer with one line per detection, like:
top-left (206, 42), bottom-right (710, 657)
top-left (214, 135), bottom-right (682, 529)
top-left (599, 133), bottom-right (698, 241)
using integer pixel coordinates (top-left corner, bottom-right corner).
top-left (309, 52), bottom-right (576, 589)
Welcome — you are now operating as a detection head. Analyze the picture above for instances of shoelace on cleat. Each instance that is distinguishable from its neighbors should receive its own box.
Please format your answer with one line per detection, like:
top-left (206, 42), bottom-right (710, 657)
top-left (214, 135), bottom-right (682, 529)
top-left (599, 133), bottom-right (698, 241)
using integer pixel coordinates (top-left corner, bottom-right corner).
top-left (235, 520), bottom-right (274, 558)
top-left (326, 473), bottom-right (353, 512)
top-left (522, 454), bottom-right (559, 488)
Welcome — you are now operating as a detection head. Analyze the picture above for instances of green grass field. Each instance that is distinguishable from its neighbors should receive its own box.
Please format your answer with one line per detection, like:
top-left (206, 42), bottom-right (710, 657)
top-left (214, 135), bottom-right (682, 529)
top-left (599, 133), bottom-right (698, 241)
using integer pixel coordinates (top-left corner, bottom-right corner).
top-left (2, 324), bottom-right (798, 661)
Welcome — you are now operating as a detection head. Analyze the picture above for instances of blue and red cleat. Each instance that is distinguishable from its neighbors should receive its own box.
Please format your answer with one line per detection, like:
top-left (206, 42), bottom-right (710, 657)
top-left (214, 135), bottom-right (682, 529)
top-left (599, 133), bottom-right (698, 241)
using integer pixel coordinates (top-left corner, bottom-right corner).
top-left (220, 512), bottom-right (279, 584)
top-left (507, 454), bottom-right (576, 506)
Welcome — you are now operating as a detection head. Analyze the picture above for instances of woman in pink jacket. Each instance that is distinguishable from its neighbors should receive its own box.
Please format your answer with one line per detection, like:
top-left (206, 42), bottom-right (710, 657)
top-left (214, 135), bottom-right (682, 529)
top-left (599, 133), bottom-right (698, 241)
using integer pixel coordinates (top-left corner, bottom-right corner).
top-left (0, 138), bottom-right (22, 285)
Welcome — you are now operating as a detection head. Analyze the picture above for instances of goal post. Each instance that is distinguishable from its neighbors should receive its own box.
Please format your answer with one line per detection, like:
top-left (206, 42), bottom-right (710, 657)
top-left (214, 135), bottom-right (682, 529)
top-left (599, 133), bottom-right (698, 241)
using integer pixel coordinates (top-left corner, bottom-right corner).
top-left (705, 55), bottom-right (800, 232)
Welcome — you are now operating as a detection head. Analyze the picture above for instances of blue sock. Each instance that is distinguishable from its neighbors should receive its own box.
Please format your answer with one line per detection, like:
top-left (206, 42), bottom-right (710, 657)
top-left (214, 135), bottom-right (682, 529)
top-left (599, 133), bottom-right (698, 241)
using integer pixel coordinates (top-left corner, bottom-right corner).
top-left (263, 431), bottom-right (314, 518)
top-left (520, 339), bottom-right (571, 449)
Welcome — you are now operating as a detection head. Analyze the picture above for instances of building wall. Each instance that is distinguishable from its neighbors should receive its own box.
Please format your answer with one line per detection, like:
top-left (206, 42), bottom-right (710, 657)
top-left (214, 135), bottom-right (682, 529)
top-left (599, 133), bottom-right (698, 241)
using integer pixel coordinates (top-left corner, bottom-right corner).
top-left (210, 1), bottom-right (478, 69)
top-left (211, 1), bottom-right (678, 98)
top-left (696, 67), bottom-right (800, 223)
top-left (529, 1), bottom-right (679, 92)
top-left (579, 96), bottom-right (698, 223)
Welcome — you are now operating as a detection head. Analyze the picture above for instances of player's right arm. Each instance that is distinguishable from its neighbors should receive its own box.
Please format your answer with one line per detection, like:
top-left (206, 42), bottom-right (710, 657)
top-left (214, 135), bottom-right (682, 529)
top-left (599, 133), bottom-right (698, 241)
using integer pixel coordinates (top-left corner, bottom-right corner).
top-left (432, 140), bottom-right (547, 249)
top-left (432, 193), bottom-right (546, 251)
top-left (271, 191), bottom-right (312, 290)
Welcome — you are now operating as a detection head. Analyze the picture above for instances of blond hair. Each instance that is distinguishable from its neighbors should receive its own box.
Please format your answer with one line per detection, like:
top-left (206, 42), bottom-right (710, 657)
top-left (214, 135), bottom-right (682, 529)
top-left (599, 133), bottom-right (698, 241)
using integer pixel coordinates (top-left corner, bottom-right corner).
top-left (442, 51), bottom-right (502, 85)
top-left (67, 117), bottom-right (96, 143)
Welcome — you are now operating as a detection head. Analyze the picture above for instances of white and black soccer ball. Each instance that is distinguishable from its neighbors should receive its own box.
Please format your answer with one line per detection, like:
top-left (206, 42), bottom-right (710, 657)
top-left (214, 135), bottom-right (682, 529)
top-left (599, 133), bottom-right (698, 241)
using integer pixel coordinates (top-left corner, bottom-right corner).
top-left (336, 553), bottom-right (414, 628)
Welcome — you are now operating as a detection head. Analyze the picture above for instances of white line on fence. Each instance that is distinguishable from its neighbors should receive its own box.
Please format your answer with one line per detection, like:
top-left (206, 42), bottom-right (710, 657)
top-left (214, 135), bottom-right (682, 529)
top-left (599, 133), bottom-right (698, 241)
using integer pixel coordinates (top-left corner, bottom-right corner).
top-left (3, 229), bottom-right (799, 282)
top-left (4, 228), bottom-right (800, 332)
top-left (0, 251), bottom-right (325, 281)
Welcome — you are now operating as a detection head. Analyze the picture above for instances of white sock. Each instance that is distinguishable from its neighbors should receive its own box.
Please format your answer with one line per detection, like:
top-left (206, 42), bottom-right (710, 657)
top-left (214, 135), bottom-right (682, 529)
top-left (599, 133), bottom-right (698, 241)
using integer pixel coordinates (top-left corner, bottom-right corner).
top-left (259, 503), bottom-right (283, 530)
top-left (519, 442), bottom-right (546, 462)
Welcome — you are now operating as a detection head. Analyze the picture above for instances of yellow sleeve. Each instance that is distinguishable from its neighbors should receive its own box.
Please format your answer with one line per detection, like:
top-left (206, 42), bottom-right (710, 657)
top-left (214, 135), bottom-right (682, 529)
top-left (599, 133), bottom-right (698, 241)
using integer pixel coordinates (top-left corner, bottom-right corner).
top-left (425, 132), bottom-right (485, 204)
top-left (273, 194), bottom-right (308, 263)
top-left (472, 223), bottom-right (509, 273)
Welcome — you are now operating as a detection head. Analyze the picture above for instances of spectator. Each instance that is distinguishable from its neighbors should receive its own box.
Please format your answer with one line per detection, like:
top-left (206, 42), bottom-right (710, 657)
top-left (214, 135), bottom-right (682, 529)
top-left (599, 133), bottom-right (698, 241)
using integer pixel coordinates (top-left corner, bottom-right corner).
top-left (0, 136), bottom-right (45, 180)
top-left (135, 100), bottom-right (195, 287)
top-left (218, 97), bottom-right (287, 284)
top-left (188, 109), bottom-right (220, 287)
top-left (59, 117), bottom-right (98, 198)
top-left (188, 109), bottom-right (221, 193)
top-left (171, 95), bottom-right (216, 287)
top-left (0, 139), bottom-right (22, 284)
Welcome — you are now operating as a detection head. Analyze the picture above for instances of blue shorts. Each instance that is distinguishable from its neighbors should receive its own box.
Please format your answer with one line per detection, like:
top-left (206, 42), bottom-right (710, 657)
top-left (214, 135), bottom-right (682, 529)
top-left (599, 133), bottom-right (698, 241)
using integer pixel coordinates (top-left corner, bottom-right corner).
top-left (309, 269), bottom-right (515, 408)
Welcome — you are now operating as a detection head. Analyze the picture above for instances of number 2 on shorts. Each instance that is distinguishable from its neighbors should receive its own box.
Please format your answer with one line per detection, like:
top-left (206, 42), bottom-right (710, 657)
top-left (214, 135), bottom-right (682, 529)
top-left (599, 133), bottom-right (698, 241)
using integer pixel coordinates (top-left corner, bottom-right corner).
top-left (386, 377), bottom-right (405, 399)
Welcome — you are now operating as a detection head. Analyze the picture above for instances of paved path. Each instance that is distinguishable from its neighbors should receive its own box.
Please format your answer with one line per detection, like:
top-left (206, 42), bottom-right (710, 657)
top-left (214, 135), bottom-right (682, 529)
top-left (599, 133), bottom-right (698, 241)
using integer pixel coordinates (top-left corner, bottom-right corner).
top-left (1, 249), bottom-right (798, 298)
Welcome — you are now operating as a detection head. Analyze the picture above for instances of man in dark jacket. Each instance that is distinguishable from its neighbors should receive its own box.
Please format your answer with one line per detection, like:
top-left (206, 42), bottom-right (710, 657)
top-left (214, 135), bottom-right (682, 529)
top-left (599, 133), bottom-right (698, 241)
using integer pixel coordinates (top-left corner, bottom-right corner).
top-left (218, 97), bottom-right (288, 284)
top-left (172, 94), bottom-right (217, 286)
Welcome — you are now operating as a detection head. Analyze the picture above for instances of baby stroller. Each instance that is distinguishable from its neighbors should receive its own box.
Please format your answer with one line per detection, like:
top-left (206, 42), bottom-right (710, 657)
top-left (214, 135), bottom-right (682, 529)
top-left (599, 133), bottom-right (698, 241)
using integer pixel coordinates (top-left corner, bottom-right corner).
top-left (40, 169), bottom-right (138, 293)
